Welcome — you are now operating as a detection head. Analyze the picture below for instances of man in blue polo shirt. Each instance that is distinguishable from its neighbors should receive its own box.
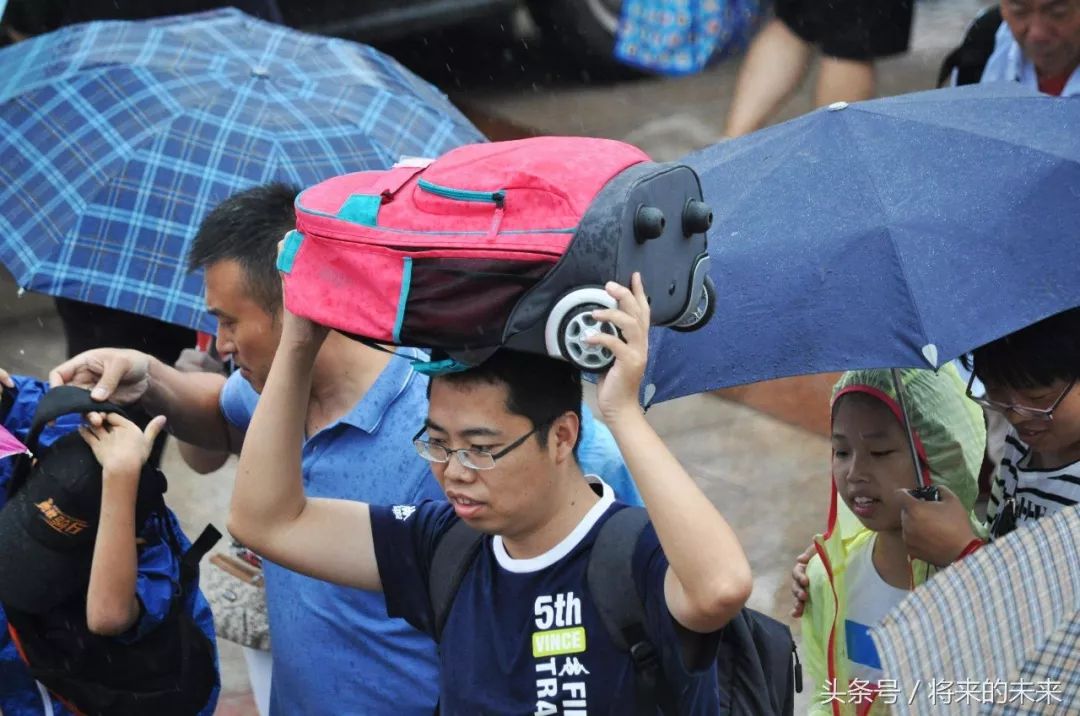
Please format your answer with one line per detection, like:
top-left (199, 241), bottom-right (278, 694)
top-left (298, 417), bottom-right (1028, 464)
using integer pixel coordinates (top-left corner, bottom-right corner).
top-left (228, 273), bottom-right (753, 713)
top-left (50, 184), bottom-right (639, 714)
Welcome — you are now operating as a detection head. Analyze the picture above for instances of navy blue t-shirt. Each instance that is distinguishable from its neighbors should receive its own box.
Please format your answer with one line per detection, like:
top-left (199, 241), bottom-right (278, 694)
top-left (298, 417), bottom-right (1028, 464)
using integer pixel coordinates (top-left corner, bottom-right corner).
top-left (371, 483), bottom-right (721, 714)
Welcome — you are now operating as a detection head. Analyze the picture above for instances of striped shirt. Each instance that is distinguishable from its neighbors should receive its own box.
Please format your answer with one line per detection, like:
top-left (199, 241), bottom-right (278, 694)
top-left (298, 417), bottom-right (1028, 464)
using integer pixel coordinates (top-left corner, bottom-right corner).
top-left (987, 430), bottom-right (1080, 538)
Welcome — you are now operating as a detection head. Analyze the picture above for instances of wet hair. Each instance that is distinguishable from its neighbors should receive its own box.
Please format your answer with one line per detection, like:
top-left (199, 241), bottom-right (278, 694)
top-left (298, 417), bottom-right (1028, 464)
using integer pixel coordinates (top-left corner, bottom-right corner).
top-left (187, 183), bottom-right (298, 316)
top-left (969, 308), bottom-right (1080, 389)
top-left (430, 350), bottom-right (584, 452)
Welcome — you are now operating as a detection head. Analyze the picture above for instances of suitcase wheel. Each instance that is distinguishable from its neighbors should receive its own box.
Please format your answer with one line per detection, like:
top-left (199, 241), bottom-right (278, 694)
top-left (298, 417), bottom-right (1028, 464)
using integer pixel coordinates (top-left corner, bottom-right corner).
top-left (559, 303), bottom-right (620, 372)
top-left (544, 288), bottom-right (620, 372)
top-left (671, 276), bottom-right (716, 332)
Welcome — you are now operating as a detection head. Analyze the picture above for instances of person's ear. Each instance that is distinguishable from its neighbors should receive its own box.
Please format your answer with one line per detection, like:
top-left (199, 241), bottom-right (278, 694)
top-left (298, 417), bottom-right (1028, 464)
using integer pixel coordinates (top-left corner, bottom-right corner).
top-left (549, 411), bottom-right (579, 464)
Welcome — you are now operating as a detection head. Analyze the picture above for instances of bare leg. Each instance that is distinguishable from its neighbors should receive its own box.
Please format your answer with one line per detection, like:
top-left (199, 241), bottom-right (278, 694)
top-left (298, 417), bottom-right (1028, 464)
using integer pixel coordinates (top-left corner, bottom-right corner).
top-left (723, 18), bottom-right (813, 138)
top-left (814, 56), bottom-right (876, 107)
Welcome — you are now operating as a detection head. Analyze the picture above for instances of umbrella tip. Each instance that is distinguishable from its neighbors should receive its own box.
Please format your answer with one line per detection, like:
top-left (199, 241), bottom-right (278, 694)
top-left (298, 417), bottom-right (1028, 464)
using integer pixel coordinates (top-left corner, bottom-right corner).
top-left (642, 383), bottom-right (657, 408)
top-left (827, 102), bottom-right (849, 112)
top-left (921, 344), bottom-right (939, 368)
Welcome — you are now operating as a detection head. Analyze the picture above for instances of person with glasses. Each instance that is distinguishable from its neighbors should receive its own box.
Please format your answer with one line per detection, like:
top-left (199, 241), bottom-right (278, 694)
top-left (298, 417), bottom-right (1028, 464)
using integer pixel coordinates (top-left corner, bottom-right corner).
top-left (48, 184), bottom-right (639, 716)
top-left (789, 308), bottom-right (1080, 618)
top-left (901, 308), bottom-right (1080, 560)
top-left (228, 274), bottom-right (753, 714)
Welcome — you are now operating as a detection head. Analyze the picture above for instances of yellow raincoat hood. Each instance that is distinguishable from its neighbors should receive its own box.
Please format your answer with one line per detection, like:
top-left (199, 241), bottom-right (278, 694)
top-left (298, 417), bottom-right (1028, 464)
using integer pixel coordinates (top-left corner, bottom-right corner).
top-left (803, 365), bottom-right (986, 715)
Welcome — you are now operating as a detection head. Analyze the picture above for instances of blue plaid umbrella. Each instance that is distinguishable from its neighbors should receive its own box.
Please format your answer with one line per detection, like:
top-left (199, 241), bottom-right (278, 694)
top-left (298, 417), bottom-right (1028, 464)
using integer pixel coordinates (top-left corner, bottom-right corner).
top-left (0, 9), bottom-right (483, 332)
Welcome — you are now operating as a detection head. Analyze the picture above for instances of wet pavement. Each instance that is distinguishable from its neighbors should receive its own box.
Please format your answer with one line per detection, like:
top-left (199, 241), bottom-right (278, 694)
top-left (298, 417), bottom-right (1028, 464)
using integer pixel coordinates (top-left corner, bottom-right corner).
top-left (0, 1), bottom-right (995, 713)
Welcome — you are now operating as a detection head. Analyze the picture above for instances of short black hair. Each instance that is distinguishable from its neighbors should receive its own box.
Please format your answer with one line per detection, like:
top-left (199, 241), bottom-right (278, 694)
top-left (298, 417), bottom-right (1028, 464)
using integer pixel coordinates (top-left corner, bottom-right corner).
top-left (431, 350), bottom-right (583, 452)
top-left (970, 308), bottom-right (1080, 389)
top-left (187, 183), bottom-right (298, 316)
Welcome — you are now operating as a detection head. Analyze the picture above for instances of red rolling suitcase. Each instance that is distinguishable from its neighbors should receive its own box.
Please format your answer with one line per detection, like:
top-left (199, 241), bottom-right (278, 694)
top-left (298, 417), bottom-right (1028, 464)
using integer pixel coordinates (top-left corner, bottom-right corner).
top-left (280, 136), bottom-right (714, 371)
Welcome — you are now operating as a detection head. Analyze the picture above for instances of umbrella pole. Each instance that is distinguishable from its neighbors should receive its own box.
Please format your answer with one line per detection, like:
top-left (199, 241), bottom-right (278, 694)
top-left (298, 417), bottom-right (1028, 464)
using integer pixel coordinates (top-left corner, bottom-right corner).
top-left (890, 368), bottom-right (927, 489)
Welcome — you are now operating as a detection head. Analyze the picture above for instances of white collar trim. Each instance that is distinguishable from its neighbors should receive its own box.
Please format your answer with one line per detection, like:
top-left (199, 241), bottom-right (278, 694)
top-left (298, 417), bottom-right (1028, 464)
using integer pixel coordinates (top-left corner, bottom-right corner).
top-left (492, 477), bottom-right (614, 573)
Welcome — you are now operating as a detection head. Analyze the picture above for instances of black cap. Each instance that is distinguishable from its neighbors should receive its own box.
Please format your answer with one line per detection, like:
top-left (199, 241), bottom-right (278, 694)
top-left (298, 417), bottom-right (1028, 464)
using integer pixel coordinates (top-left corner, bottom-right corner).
top-left (0, 387), bottom-right (165, 614)
top-left (0, 432), bottom-right (101, 612)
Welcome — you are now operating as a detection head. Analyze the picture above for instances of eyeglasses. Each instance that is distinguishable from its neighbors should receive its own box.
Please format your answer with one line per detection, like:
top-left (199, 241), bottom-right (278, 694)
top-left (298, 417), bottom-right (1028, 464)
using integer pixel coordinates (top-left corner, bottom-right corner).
top-left (412, 422), bottom-right (549, 470)
top-left (965, 372), bottom-right (1076, 422)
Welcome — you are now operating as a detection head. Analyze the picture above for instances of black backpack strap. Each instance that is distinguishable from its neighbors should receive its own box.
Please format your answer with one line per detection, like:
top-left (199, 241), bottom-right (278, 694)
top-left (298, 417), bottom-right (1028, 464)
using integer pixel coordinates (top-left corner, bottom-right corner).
top-left (937, 6), bottom-right (1003, 87)
top-left (24, 386), bottom-right (127, 453)
top-left (428, 519), bottom-right (484, 643)
top-left (6, 386), bottom-right (128, 500)
top-left (180, 524), bottom-right (222, 592)
top-left (587, 506), bottom-right (677, 716)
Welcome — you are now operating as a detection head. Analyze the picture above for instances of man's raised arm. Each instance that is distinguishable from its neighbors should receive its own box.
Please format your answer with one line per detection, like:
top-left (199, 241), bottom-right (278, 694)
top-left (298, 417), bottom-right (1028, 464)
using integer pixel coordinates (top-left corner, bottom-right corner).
top-left (228, 313), bottom-right (382, 592)
top-left (49, 347), bottom-right (239, 453)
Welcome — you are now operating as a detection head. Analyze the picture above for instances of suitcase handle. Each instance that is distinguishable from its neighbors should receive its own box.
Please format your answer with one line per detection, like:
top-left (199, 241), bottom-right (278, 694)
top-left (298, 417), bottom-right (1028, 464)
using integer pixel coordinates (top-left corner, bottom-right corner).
top-left (373, 165), bottom-right (428, 201)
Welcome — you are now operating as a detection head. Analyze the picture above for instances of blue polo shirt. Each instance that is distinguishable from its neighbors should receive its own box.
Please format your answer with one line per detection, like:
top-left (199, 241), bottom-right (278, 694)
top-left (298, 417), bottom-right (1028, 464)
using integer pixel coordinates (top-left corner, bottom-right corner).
top-left (578, 403), bottom-right (642, 507)
top-left (221, 351), bottom-right (445, 715)
top-left (221, 353), bottom-right (636, 713)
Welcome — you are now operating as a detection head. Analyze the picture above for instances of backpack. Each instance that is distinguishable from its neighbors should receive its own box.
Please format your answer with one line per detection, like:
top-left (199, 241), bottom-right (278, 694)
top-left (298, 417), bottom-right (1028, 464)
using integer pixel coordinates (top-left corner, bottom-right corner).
top-left (281, 136), bottom-right (716, 373)
top-left (428, 506), bottom-right (802, 715)
top-left (0, 387), bottom-right (221, 716)
top-left (937, 6), bottom-right (1003, 87)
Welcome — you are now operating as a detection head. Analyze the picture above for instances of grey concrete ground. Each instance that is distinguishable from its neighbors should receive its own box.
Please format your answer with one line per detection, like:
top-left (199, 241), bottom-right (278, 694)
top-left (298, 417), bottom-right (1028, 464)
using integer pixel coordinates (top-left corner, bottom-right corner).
top-left (0, 1), bottom-right (994, 712)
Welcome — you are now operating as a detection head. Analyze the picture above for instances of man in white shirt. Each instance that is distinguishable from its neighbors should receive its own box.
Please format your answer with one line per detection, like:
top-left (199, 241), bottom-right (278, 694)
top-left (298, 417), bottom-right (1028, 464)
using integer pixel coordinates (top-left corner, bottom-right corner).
top-left (983, 0), bottom-right (1080, 96)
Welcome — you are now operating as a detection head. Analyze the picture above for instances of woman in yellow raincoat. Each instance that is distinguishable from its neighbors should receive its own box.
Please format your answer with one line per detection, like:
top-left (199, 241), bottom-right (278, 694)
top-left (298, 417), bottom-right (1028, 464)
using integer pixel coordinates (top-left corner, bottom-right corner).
top-left (803, 366), bottom-right (985, 715)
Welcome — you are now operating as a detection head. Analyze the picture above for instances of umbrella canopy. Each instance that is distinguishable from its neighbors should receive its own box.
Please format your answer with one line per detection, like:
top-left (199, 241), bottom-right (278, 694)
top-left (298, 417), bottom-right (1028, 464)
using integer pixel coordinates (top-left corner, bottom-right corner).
top-left (642, 83), bottom-right (1080, 406)
top-left (0, 8), bottom-right (483, 332)
top-left (870, 504), bottom-right (1080, 715)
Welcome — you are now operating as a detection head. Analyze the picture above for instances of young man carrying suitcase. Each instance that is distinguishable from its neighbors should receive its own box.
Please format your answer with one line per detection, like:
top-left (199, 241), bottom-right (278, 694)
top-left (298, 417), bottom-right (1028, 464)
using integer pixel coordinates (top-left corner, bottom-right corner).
top-left (228, 273), bottom-right (753, 713)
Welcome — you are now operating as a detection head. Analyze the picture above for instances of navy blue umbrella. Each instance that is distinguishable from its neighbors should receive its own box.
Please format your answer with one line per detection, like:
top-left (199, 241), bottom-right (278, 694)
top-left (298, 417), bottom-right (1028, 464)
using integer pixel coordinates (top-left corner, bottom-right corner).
top-left (643, 83), bottom-right (1080, 406)
top-left (0, 9), bottom-right (483, 332)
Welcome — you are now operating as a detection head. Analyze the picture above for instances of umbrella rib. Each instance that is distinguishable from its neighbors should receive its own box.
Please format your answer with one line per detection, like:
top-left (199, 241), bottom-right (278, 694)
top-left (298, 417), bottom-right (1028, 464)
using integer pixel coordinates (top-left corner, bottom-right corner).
top-left (686, 121), bottom-right (814, 226)
top-left (836, 113), bottom-right (934, 360)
